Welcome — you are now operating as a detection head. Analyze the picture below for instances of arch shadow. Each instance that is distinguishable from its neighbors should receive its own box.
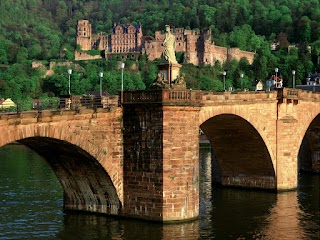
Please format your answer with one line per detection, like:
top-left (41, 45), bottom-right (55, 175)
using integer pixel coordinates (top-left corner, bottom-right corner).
top-left (200, 114), bottom-right (276, 190)
top-left (298, 114), bottom-right (320, 173)
top-left (16, 136), bottom-right (122, 215)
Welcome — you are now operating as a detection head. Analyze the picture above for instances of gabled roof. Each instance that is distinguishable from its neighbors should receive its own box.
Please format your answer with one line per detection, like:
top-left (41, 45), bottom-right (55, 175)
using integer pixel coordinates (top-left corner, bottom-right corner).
top-left (308, 72), bottom-right (320, 81)
top-left (0, 98), bottom-right (16, 108)
top-left (113, 24), bottom-right (141, 34)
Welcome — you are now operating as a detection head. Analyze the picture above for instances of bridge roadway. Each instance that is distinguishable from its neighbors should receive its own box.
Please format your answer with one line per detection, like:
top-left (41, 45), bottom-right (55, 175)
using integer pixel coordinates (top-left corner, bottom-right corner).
top-left (0, 88), bottom-right (319, 222)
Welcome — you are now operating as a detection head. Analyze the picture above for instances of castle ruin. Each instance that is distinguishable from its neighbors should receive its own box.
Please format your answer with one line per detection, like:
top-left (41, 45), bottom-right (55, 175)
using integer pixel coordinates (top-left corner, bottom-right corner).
top-left (75, 20), bottom-right (255, 65)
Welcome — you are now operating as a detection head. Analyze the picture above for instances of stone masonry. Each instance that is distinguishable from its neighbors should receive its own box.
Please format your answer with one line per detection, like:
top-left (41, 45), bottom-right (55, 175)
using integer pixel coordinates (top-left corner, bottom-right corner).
top-left (75, 20), bottom-right (255, 65)
top-left (122, 97), bottom-right (201, 221)
top-left (0, 108), bottom-right (123, 215)
top-left (0, 88), bottom-right (320, 222)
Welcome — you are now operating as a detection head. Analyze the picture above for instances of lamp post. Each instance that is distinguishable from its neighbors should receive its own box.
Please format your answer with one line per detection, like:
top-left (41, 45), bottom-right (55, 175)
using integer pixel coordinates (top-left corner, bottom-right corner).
top-left (292, 70), bottom-right (296, 88)
top-left (67, 69), bottom-right (72, 95)
top-left (120, 63), bottom-right (125, 104)
top-left (240, 73), bottom-right (244, 90)
top-left (274, 67), bottom-right (278, 88)
top-left (223, 71), bottom-right (226, 91)
top-left (121, 62), bottom-right (125, 92)
top-left (99, 72), bottom-right (103, 97)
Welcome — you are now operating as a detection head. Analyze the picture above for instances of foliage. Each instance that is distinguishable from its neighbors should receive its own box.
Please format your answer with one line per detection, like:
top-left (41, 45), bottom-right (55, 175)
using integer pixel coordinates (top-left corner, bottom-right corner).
top-left (1, 0), bottom-right (320, 102)
top-left (87, 50), bottom-right (102, 56)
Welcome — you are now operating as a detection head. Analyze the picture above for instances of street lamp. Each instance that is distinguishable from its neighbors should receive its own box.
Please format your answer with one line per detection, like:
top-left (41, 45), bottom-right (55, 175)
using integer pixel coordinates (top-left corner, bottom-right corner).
top-left (223, 71), bottom-right (226, 91)
top-left (292, 70), bottom-right (296, 88)
top-left (240, 73), bottom-right (244, 90)
top-left (99, 72), bottom-right (104, 97)
top-left (121, 62), bottom-right (125, 92)
top-left (67, 69), bottom-right (72, 95)
top-left (274, 67), bottom-right (278, 88)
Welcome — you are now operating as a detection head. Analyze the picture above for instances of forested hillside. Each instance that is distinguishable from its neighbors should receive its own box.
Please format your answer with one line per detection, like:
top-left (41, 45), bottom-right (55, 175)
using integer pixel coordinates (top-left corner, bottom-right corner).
top-left (1, 0), bottom-right (320, 110)
top-left (1, 0), bottom-right (320, 60)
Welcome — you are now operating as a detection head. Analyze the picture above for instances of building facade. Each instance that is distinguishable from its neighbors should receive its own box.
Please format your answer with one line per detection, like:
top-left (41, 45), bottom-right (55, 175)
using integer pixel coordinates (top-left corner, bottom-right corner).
top-left (76, 20), bottom-right (108, 51)
top-left (144, 28), bottom-right (255, 65)
top-left (75, 20), bottom-right (255, 65)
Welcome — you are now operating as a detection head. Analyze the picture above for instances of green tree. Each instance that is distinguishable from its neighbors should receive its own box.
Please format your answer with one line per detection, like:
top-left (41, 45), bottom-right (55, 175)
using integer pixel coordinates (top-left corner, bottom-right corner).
top-left (16, 47), bottom-right (28, 63)
top-left (199, 75), bottom-right (223, 91)
top-left (297, 16), bottom-right (311, 44)
top-left (0, 49), bottom-right (8, 64)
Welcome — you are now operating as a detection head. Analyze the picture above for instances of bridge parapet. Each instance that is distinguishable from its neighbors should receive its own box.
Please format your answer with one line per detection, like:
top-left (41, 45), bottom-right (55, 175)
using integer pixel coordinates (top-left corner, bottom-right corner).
top-left (122, 89), bottom-right (202, 105)
top-left (202, 90), bottom-right (277, 104)
top-left (278, 88), bottom-right (320, 101)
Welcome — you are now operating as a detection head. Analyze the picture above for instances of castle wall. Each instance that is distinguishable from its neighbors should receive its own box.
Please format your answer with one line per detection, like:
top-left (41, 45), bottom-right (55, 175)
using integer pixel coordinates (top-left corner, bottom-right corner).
top-left (237, 50), bottom-right (255, 64)
top-left (75, 20), bottom-right (255, 66)
top-left (210, 45), bottom-right (228, 64)
top-left (144, 41), bottom-right (162, 61)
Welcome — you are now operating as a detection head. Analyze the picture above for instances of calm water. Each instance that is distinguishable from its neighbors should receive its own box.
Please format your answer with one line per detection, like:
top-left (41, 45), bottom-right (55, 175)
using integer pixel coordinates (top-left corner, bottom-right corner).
top-left (0, 143), bottom-right (319, 240)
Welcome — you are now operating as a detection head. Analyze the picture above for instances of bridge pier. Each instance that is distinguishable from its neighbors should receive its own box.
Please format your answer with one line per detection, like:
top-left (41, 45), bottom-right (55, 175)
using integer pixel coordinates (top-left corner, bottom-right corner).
top-left (122, 90), bottom-right (201, 222)
top-left (276, 116), bottom-right (299, 190)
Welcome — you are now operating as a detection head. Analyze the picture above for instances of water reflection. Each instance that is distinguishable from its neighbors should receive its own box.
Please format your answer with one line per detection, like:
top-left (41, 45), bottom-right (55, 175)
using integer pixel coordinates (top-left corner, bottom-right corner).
top-left (57, 213), bottom-right (200, 240)
top-left (0, 143), bottom-right (319, 239)
top-left (199, 145), bottom-right (319, 240)
top-left (263, 191), bottom-right (306, 240)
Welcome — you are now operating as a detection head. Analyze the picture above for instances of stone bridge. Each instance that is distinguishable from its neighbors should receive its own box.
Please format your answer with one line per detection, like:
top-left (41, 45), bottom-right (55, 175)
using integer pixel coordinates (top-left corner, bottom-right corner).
top-left (0, 88), bottom-right (319, 222)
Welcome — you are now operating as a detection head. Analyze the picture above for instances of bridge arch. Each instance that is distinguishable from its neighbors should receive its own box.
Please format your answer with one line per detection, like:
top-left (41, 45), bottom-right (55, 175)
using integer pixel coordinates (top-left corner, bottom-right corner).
top-left (298, 112), bottom-right (320, 173)
top-left (199, 112), bottom-right (276, 189)
top-left (0, 124), bottom-right (122, 216)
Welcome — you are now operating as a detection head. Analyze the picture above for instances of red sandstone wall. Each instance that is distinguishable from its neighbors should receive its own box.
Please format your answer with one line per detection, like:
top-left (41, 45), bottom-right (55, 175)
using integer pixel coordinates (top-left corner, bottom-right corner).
top-left (211, 45), bottom-right (228, 63)
top-left (0, 108), bottom-right (124, 213)
top-left (228, 48), bottom-right (255, 64)
top-left (122, 103), bottom-right (200, 222)
top-left (199, 91), bottom-right (278, 189)
top-left (162, 106), bottom-right (200, 221)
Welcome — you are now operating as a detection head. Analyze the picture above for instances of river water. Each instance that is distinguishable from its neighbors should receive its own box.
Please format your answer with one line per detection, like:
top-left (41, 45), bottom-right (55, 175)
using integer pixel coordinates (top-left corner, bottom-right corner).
top-left (0, 143), bottom-right (319, 240)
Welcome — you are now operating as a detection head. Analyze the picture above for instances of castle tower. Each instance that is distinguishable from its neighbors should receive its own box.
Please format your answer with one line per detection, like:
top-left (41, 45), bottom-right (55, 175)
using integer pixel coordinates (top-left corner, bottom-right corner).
top-left (202, 29), bottom-right (213, 65)
top-left (185, 33), bottom-right (199, 65)
top-left (135, 24), bottom-right (143, 51)
top-left (76, 20), bottom-right (92, 51)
